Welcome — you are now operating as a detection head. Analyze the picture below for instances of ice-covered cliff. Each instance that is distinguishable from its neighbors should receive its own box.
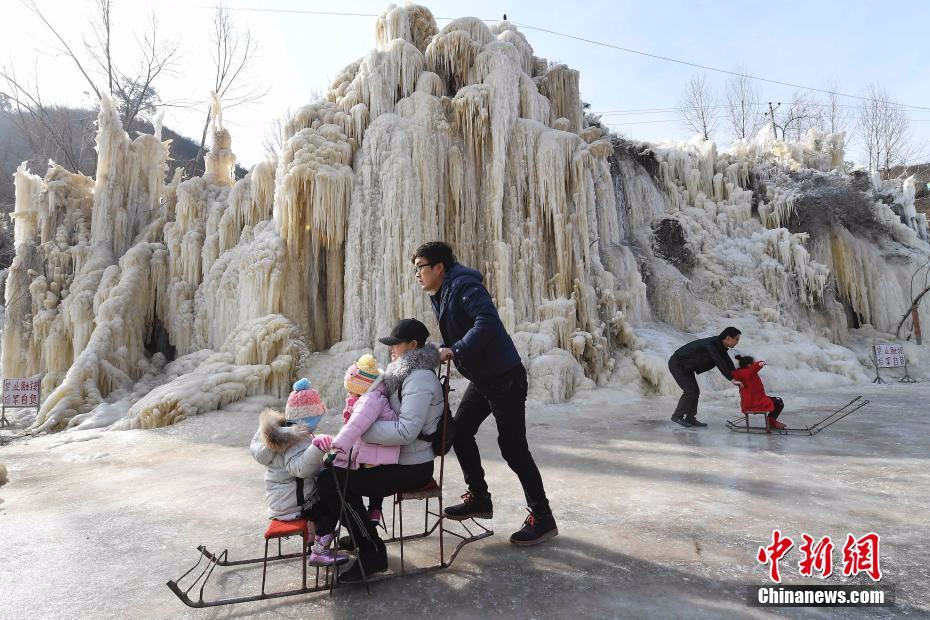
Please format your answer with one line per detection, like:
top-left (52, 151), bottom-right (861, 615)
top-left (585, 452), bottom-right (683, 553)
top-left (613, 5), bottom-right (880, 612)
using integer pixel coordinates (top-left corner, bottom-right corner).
top-left (4, 3), bottom-right (928, 432)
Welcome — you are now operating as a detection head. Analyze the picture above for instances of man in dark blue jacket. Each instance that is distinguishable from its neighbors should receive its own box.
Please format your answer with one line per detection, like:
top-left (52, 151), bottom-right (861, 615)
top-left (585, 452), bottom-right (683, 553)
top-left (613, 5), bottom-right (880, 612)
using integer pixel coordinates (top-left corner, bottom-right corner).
top-left (411, 241), bottom-right (558, 546)
top-left (668, 327), bottom-right (742, 427)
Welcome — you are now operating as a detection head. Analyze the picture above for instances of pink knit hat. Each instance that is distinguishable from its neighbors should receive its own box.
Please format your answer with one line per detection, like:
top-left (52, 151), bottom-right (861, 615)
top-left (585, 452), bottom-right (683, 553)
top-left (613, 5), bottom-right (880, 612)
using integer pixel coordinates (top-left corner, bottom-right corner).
top-left (285, 378), bottom-right (327, 428)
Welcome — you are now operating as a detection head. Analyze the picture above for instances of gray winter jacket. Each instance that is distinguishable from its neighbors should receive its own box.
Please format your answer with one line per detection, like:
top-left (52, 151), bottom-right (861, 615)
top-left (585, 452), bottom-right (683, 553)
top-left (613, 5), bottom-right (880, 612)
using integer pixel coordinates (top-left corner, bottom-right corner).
top-left (250, 409), bottom-right (326, 520)
top-left (362, 344), bottom-right (443, 466)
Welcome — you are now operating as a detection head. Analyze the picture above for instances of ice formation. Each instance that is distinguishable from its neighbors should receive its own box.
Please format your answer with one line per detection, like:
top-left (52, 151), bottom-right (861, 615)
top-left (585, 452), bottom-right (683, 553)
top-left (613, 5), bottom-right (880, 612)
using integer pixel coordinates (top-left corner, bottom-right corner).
top-left (4, 3), bottom-right (930, 433)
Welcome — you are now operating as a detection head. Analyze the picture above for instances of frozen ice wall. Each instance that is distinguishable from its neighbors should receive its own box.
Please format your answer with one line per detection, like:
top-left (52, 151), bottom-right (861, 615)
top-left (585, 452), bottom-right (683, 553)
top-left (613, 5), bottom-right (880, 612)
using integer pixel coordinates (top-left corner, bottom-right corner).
top-left (613, 123), bottom-right (930, 395)
top-left (6, 96), bottom-right (304, 432)
top-left (333, 8), bottom-right (641, 400)
top-left (5, 3), bottom-right (930, 433)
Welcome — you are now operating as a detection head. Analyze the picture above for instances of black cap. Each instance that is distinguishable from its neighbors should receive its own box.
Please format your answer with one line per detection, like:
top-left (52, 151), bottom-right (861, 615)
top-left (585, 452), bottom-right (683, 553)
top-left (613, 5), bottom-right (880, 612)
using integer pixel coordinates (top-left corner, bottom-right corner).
top-left (378, 318), bottom-right (430, 346)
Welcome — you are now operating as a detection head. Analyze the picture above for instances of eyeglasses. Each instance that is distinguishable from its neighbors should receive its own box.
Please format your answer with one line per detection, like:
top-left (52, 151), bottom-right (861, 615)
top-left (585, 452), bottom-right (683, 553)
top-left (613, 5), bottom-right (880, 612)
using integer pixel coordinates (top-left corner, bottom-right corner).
top-left (414, 262), bottom-right (435, 274)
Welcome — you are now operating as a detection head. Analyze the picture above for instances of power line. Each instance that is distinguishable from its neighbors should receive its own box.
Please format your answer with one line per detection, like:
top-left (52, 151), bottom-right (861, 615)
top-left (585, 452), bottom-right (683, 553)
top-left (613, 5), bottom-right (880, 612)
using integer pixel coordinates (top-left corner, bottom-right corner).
top-left (595, 101), bottom-right (891, 116)
top-left (513, 23), bottom-right (930, 113)
top-left (187, 5), bottom-right (930, 113)
top-left (181, 6), bottom-right (497, 22)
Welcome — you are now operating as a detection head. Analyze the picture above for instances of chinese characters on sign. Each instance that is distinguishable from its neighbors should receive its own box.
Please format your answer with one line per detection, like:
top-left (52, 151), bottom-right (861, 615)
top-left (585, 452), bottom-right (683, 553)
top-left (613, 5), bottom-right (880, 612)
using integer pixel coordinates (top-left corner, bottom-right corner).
top-left (2, 378), bottom-right (40, 407)
top-left (757, 531), bottom-right (882, 583)
top-left (874, 344), bottom-right (905, 369)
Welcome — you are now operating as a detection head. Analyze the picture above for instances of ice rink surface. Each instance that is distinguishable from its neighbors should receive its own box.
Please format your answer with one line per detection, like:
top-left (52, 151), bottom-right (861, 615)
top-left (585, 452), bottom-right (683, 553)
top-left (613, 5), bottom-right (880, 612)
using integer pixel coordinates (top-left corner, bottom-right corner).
top-left (2, 382), bottom-right (927, 619)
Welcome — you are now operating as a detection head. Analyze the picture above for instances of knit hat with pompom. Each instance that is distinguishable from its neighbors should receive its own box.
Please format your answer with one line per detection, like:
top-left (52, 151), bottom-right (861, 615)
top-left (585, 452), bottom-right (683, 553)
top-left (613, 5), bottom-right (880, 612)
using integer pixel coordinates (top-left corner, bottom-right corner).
top-left (285, 378), bottom-right (327, 430)
top-left (344, 354), bottom-right (381, 396)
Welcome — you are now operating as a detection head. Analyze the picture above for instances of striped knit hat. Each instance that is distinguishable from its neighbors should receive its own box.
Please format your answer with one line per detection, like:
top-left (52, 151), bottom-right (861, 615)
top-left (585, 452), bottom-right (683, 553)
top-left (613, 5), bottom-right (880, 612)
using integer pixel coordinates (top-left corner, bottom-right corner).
top-left (344, 354), bottom-right (381, 396)
top-left (285, 378), bottom-right (327, 430)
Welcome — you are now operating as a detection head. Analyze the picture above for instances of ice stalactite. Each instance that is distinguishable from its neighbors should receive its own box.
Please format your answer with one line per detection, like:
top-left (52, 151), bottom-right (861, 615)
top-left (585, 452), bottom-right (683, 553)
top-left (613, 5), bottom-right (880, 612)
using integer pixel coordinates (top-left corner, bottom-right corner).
top-left (2, 165), bottom-right (45, 380)
top-left (338, 4), bottom-right (631, 397)
top-left (13, 94), bottom-right (171, 431)
top-left (113, 314), bottom-right (306, 429)
top-left (824, 226), bottom-right (930, 334)
top-left (91, 96), bottom-right (168, 259)
top-left (426, 30), bottom-right (482, 94)
top-left (194, 222), bottom-right (285, 353)
top-left (33, 243), bottom-right (162, 431)
top-left (376, 2), bottom-right (438, 52)
top-left (341, 92), bottom-right (447, 350)
top-left (896, 175), bottom-right (926, 241)
top-left (200, 160), bottom-right (275, 286)
top-left (9, 163), bottom-right (42, 246)
top-left (204, 100), bottom-right (236, 188)
top-left (2, 162), bottom-right (96, 391)
top-left (535, 64), bottom-right (583, 134)
top-left (162, 102), bottom-right (241, 356)
top-left (640, 132), bottom-right (838, 324)
top-left (273, 114), bottom-right (354, 350)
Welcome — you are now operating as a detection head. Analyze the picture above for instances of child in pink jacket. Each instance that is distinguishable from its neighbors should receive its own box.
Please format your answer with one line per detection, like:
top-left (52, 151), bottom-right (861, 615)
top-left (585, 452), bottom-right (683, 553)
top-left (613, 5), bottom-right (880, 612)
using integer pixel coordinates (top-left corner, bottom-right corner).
top-left (333, 354), bottom-right (400, 524)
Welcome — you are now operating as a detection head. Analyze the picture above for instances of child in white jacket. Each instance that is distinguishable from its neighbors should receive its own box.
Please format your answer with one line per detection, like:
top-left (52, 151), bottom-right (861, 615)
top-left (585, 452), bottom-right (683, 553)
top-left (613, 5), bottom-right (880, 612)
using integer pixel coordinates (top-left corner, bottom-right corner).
top-left (249, 379), bottom-right (346, 566)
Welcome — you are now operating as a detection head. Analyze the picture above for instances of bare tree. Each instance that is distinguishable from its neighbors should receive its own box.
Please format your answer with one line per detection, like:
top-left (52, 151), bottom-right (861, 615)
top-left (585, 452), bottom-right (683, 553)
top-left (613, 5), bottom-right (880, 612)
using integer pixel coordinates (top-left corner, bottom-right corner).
top-left (859, 83), bottom-right (913, 178)
top-left (0, 0), bottom-right (189, 189)
top-left (725, 64), bottom-right (762, 141)
top-left (21, 0), bottom-right (181, 132)
top-left (0, 64), bottom-right (96, 173)
top-left (780, 90), bottom-right (822, 142)
top-left (822, 79), bottom-right (852, 135)
top-left (819, 78), bottom-right (853, 155)
top-left (107, 14), bottom-right (180, 130)
top-left (679, 73), bottom-right (718, 141)
top-left (193, 5), bottom-right (266, 172)
top-left (262, 108), bottom-right (293, 163)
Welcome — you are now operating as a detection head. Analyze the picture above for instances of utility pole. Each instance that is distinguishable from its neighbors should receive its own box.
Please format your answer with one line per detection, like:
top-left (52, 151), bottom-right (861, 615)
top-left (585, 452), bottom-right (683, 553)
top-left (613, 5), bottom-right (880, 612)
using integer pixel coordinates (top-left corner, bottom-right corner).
top-left (768, 102), bottom-right (781, 139)
top-left (911, 303), bottom-right (922, 345)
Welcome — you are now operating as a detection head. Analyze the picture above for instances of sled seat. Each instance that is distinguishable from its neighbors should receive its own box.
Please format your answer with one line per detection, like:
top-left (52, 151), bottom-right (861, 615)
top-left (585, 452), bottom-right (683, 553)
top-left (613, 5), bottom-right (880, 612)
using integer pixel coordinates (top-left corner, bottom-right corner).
top-left (264, 518), bottom-right (309, 540)
top-left (397, 479), bottom-right (441, 501)
top-left (262, 518), bottom-right (311, 595)
top-left (741, 410), bottom-right (772, 432)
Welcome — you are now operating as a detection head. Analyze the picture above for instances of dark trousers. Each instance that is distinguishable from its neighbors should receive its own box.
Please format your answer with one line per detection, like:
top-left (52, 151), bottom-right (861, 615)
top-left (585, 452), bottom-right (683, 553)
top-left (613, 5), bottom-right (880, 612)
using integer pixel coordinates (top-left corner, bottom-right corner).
top-left (315, 462), bottom-right (434, 551)
top-left (668, 357), bottom-right (700, 420)
top-left (768, 397), bottom-right (784, 419)
top-left (452, 363), bottom-right (551, 517)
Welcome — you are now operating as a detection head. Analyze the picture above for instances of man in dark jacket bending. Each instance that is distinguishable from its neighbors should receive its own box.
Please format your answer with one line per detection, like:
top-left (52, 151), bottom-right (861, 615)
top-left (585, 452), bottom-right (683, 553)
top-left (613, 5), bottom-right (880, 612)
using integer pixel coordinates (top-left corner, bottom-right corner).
top-left (668, 326), bottom-right (742, 427)
top-left (411, 241), bottom-right (557, 546)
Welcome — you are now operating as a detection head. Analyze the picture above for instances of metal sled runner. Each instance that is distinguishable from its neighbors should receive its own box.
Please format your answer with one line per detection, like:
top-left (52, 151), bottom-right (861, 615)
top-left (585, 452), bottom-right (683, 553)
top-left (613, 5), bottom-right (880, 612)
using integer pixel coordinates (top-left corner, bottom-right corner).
top-left (167, 362), bottom-right (493, 608)
top-left (725, 395), bottom-right (870, 436)
top-left (166, 528), bottom-right (334, 608)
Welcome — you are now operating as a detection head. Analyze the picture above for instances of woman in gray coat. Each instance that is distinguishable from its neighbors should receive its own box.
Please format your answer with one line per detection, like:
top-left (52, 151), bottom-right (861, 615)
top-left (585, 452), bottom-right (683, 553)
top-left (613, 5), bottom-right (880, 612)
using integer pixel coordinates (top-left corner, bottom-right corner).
top-left (315, 318), bottom-right (443, 583)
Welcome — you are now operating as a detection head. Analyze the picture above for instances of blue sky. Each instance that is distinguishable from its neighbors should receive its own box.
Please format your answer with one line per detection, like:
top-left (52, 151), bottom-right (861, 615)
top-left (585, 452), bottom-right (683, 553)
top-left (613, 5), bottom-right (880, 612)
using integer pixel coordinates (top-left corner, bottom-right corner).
top-left (2, 0), bottom-right (928, 167)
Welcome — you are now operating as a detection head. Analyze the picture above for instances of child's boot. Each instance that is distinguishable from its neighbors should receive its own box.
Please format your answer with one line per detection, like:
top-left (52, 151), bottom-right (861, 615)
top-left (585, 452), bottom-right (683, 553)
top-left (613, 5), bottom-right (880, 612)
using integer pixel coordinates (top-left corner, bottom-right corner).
top-left (308, 533), bottom-right (349, 566)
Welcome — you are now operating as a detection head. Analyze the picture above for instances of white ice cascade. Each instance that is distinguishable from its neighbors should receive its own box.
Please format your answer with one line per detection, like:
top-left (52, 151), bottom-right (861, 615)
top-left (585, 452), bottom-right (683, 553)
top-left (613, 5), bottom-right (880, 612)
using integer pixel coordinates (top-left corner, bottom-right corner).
top-left (336, 7), bottom-right (644, 402)
top-left (6, 4), bottom-right (930, 433)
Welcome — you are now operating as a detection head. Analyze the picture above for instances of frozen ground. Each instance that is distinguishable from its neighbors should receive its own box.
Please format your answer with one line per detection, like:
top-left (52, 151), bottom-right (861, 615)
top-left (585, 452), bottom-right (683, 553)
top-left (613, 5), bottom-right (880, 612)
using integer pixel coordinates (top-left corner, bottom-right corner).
top-left (1, 381), bottom-right (928, 619)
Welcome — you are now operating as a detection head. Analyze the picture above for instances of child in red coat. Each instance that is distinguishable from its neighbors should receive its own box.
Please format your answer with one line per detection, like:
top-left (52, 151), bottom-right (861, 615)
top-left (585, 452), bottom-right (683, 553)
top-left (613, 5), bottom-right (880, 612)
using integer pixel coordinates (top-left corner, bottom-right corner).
top-left (732, 355), bottom-right (785, 429)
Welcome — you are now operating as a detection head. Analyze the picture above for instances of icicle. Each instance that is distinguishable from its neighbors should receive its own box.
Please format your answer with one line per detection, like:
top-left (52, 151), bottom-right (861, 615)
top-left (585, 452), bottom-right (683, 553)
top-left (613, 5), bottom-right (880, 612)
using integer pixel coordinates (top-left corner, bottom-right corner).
top-left (535, 64), bottom-right (583, 133)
